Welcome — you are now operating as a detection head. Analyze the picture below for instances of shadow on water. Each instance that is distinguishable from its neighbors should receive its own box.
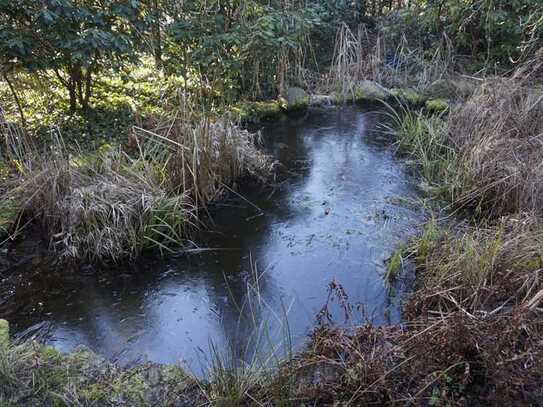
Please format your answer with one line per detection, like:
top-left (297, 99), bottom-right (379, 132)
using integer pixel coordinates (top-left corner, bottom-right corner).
top-left (0, 105), bottom-right (424, 376)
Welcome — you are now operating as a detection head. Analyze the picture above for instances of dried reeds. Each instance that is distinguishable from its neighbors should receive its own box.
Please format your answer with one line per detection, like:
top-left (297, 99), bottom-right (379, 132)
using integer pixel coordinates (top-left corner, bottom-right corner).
top-left (1, 108), bottom-right (271, 261)
top-left (133, 114), bottom-right (272, 210)
top-left (324, 22), bottom-right (454, 98)
top-left (446, 76), bottom-right (543, 217)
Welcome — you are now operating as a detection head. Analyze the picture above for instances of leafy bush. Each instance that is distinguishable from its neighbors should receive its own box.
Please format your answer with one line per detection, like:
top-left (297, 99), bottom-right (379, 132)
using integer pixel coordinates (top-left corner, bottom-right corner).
top-left (416, 0), bottom-right (543, 64)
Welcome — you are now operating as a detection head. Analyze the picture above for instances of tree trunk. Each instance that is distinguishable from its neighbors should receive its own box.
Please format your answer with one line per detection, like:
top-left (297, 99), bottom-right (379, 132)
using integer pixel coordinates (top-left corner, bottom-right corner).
top-left (152, 0), bottom-right (162, 69)
top-left (83, 67), bottom-right (92, 110)
top-left (2, 73), bottom-right (26, 126)
top-left (68, 81), bottom-right (77, 114)
top-left (69, 64), bottom-right (85, 112)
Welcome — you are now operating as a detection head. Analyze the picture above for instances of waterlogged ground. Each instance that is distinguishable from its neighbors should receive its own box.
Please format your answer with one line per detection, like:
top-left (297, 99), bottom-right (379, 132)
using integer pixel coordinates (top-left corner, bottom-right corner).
top-left (1, 105), bottom-right (423, 374)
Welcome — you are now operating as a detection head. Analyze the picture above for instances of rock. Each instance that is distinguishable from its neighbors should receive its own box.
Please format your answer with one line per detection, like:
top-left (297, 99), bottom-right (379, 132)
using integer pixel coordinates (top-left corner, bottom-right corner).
top-left (425, 98), bottom-right (450, 112)
top-left (390, 87), bottom-right (425, 105)
top-left (354, 80), bottom-right (390, 101)
top-left (309, 94), bottom-right (334, 106)
top-left (235, 100), bottom-right (283, 122)
top-left (286, 87), bottom-right (309, 110)
top-left (295, 361), bottom-right (341, 392)
top-left (425, 77), bottom-right (478, 99)
top-left (0, 319), bottom-right (9, 346)
top-left (146, 364), bottom-right (163, 387)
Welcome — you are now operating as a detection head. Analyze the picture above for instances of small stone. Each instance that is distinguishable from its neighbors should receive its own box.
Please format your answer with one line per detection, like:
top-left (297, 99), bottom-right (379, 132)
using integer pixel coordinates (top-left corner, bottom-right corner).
top-left (309, 94), bottom-right (334, 106)
top-left (354, 80), bottom-right (390, 101)
top-left (147, 364), bottom-right (162, 386)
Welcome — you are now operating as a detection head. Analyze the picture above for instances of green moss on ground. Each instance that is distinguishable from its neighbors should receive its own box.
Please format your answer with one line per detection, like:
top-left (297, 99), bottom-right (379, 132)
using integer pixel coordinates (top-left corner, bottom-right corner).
top-left (390, 87), bottom-right (426, 105)
top-left (425, 98), bottom-right (450, 112)
top-left (231, 99), bottom-right (284, 122)
top-left (0, 332), bottom-right (204, 406)
top-left (0, 319), bottom-right (9, 347)
top-left (354, 80), bottom-right (390, 101)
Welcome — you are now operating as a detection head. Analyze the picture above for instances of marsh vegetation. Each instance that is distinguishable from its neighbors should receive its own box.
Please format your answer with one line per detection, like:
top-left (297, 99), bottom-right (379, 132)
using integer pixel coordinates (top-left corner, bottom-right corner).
top-left (1, 0), bottom-right (543, 405)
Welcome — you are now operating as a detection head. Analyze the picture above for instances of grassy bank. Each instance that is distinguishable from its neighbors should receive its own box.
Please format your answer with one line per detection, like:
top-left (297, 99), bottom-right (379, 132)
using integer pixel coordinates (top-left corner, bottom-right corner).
top-left (0, 323), bottom-right (204, 406)
top-left (300, 51), bottom-right (543, 405)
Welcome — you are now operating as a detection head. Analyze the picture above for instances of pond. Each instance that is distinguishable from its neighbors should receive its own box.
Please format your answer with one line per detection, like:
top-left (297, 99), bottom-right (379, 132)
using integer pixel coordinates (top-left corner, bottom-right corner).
top-left (0, 105), bottom-right (423, 375)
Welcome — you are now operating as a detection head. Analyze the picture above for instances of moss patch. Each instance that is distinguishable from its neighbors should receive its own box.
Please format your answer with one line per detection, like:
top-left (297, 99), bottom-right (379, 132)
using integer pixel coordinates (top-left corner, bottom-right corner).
top-left (0, 339), bottom-right (203, 406)
top-left (425, 98), bottom-right (450, 112)
top-left (0, 319), bottom-right (9, 347)
top-left (390, 87), bottom-right (426, 105)
top-left (231, 100), bottom-right (284, 123)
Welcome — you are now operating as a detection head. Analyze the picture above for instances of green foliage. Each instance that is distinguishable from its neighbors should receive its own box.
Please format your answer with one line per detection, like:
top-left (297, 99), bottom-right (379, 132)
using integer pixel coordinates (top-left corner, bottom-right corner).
top-left (386, 246), bottom-right (405, 283)
top-left (416, 0), bottom-right (543, 63)
top-left (0, 0), bottom-right (142, 111)
top-left (387, 104), bottom-right (455, 197)
top-left (166, 1), bottom-right (322, 100)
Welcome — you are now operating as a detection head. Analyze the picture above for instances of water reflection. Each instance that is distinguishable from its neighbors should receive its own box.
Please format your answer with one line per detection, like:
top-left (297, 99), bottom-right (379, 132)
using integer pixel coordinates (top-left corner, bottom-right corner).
top-left (2, 105), bottom-right (422, 374)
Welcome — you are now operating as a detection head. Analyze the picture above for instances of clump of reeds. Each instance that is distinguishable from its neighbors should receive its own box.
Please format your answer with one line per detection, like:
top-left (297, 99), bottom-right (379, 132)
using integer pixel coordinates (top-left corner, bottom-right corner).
top-left (134, 113), bottom-right (272, 209)
top-left (411, 215), bottom-right (543, 313)
top-left (384, 102), bottom-right (455, 195)
top-left (445, 77), bottom-right (543, 217)
top-left (1, 107), bottom-right (271, 261)
top-left (2, 131), bottom-right (196, 261)
top-left (324, 22), bottom-right (454, 98)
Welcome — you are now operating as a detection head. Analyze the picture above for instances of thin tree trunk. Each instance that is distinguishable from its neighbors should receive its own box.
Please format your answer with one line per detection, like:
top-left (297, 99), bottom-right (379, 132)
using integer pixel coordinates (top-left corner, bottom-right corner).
top-left (152, 0), bottom-right (162, 69)
top-left (68, 77), bottom-right (77, 114)
top-left (82, 67), bottom-right (92, 110)
top-left (2, 73), bottom-right (26, 127)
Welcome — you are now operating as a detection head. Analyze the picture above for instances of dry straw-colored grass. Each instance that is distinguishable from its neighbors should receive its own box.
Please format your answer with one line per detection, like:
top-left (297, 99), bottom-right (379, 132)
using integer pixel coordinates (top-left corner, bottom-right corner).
top-left (323, 22), bottom-right (454, 98)
top-left (2, 128), bottom-right (196, 261)
top-left (1, 106), bottom-right (271, 261)
top-left (133, 113), bottom-right (272, 209)
top-left (446, 74), bottom-right (543, 217)
top-left (412, 215), bottom-right (543, 315)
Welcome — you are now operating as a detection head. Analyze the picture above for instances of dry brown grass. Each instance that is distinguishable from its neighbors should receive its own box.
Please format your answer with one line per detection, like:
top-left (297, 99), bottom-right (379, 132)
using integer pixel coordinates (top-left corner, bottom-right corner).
top-left (2, 132), bottom-right (196, 261)
top-left (283, 310), bottom-right (542, 405)
top-left (410, 215), bottom-right (543, 316)
top-left (133, 113), bottom-right (272, 210)
top-left (1, 105), bottom-right (271, 261)
top-left (281, 213), bottom-right (543, 406)
top-left (323, 22), bottom-right (455, 99)
top-left (446, 76), bottom-right (543, 217)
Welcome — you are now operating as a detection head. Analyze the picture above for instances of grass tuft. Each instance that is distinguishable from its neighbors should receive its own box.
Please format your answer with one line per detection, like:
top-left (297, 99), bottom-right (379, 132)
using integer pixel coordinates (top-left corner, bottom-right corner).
top-left (1, 107), bottom-right (271, 261)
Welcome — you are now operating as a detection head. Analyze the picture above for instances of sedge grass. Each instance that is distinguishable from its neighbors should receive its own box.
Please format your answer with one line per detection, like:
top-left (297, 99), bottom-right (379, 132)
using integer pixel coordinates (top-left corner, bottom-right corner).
top-left (1, 106), bottom-right (271, 261)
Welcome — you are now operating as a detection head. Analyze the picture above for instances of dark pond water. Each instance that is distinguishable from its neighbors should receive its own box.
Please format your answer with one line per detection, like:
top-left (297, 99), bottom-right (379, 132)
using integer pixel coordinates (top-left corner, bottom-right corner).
top-left (0, 105), bottom-right (423, 375)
